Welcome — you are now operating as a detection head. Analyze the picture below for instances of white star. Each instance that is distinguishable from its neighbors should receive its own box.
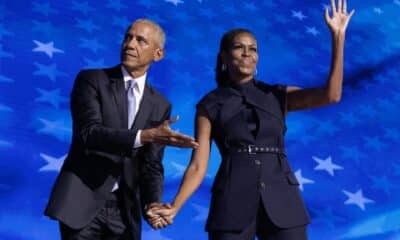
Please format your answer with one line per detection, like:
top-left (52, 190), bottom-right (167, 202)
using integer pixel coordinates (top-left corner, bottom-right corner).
top-left (165, 0), bottom-right (184, 6)
top-left (32, 40), bottom-right (64, 58)
top-left (0, 75), bottom-right (14, 83)
top-left (38, 118), bottom-right (70, 132)
top-left (322, 3), bottom-right (331, 11)
top-left (373, 7), bottom-right (383, 14)
top-left (39, 153), bottom-right (66, 172)
top-left (37, 118), bottom-right (72, 141)
top-left (35, 88), bottom-right (68, 109)
top-left (170, 161), bottom-right (186, 178)
top-left (191, 203), bottom-right (208, 221)
top-left (343, 189), bottom-right (374, 210)
top-left (306, 26), bottom-right (320, 36)
top-left (312, 155), bottom-right (343, 176)
top-left (295, 169), bottom-right (315, 191)
top-left (0, 103), bottom-right (13, 112)
top-left (291, 10), bottom-right (307, 20)
top-left (0, 139), bottom-right (13, 148)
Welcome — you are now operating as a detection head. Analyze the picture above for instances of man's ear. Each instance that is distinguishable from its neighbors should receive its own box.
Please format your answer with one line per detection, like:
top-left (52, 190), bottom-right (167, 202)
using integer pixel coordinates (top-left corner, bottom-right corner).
top-left (153, 48), bottom-right (164, 62)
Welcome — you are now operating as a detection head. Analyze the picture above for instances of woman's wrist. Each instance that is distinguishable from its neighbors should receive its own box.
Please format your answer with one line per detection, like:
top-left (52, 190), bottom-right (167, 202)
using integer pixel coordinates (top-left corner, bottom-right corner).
top-left (171, 201), bottom-right (181, 213)
top-left (331, 31), bottom-right (345, 40)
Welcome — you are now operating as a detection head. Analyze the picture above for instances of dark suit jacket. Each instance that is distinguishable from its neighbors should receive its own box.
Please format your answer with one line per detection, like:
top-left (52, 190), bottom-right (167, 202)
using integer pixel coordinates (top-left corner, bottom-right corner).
top-left (44, 65), bottom-right (171, 240)
top-left (197, 81), bottom-right (310, 232)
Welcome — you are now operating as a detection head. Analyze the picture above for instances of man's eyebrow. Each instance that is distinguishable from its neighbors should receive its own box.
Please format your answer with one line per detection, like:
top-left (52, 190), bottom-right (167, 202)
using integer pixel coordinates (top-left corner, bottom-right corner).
top-left (137, 34), bottom-right (149, 42)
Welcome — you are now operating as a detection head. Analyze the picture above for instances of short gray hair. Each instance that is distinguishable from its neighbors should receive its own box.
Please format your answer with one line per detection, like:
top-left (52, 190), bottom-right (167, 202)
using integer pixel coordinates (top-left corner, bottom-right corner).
top-left (132, 18), bottom-right (166, 49)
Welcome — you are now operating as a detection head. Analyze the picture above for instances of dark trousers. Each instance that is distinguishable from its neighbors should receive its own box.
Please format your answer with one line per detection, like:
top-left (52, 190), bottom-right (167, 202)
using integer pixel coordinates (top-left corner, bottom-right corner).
top-left (209, 201), bottom-right (307, 240)
top-left (59, 190), bottom-right (133, 240)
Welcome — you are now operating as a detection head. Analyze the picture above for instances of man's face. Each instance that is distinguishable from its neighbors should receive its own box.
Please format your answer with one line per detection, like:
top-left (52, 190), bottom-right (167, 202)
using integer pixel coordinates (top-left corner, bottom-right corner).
top-left (120, 22), bottom-right (162, 73)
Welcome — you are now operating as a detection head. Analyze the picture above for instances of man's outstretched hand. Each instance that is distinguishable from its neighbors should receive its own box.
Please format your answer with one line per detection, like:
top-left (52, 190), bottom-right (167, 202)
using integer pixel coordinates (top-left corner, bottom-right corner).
top-left (141, 116), bottom-right (199, 148)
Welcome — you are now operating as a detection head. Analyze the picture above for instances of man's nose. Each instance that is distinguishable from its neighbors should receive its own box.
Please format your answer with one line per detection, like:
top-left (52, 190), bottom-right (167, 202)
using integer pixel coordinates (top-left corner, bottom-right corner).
top-left (126, 38), bottom-right (138, 48)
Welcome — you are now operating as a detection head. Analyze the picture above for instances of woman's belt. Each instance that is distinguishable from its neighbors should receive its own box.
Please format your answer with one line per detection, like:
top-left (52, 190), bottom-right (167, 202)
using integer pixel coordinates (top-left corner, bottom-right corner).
top-left (234, 145), bottom-right (286, 155)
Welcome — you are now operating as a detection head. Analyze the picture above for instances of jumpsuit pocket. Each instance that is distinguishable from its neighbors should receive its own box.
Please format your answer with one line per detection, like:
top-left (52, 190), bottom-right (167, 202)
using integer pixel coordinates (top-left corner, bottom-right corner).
top-left (286, 172), bottom-right (300, 185)
top-left (211, 156), bottom-right (231, 192)
top-left (278, 153), bottom-right (293, 174)
top-left (211, 170), bottom-right (227, 193)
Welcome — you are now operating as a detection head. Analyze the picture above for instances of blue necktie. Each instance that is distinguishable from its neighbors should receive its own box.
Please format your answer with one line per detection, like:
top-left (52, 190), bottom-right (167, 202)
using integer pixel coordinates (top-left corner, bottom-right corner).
top-left (126, 80), bottom-right (136, 129)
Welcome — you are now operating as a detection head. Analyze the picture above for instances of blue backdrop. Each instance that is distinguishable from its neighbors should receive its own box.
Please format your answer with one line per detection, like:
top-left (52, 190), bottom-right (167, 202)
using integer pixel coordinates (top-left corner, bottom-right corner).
top-left (1, 0), bottom-right (400, 239)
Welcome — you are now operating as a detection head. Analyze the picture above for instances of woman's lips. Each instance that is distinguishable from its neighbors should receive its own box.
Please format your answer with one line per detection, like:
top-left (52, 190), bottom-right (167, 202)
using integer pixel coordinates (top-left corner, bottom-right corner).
top-left (241, 58), bottom-right (253, 65)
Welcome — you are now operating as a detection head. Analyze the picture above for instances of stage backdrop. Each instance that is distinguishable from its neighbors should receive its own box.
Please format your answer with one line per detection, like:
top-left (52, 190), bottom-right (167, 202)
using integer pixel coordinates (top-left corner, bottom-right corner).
top-left (1, 0), bottom-right (400, 239)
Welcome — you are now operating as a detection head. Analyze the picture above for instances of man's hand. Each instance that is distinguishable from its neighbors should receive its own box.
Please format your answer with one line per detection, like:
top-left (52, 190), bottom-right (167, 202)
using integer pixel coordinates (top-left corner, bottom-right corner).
top-left (145, 202), bottom-right (174, 230)
top-left (141, 116), bottom-right (199, 148)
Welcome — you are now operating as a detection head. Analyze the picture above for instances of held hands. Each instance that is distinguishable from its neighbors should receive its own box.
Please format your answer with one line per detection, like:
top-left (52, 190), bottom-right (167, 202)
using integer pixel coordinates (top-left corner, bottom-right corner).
top-left (145, 202), bottom-right (178, 230)
top-left (325, 0), bottom-right (355, 35)
top-left (141, 116), bottom-right (199, 148)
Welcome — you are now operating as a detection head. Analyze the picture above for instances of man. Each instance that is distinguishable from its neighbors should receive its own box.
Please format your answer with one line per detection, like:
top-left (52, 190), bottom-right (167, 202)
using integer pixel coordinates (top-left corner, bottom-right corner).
top-left (45, 19), bottom-right (198, 240)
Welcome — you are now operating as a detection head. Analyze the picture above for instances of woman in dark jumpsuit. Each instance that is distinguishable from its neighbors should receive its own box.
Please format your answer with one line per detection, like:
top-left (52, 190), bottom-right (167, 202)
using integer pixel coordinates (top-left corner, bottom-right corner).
top-left (149, 0), bottom-right (355, 239)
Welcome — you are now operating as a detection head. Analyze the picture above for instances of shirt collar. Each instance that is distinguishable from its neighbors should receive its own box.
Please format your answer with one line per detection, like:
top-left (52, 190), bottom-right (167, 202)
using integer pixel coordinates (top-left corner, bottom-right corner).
top-left (121, 65), bottom-right (146, 94)
top-left (231, 79), bottom-right (255, 92)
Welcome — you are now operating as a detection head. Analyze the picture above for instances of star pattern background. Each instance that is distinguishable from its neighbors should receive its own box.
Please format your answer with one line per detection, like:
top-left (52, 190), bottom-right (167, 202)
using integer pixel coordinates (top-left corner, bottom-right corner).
top-left (0, 0), bottom-right (399, 240)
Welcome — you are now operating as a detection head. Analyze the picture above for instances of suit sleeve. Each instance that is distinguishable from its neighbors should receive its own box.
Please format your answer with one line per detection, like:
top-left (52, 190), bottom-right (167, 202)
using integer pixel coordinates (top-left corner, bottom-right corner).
top-left (71, 70), bottom-right (137, 156)
top-left (139, 104), bottom-right (171, 207)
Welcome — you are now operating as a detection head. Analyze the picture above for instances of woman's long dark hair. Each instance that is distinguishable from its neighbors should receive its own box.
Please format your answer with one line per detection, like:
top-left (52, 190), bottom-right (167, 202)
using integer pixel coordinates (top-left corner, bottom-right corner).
top-left (215, 28), bottom-right (255, 87)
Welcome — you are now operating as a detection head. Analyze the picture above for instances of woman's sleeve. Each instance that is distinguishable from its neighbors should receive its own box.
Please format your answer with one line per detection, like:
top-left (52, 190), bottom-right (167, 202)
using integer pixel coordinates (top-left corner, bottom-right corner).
top-left (195, 92), bottom-right (220, 123)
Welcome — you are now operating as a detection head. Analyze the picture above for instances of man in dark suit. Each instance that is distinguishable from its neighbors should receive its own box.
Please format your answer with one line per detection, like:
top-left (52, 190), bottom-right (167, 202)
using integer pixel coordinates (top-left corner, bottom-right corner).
top-left (45, 19), bottom-right (198, 240)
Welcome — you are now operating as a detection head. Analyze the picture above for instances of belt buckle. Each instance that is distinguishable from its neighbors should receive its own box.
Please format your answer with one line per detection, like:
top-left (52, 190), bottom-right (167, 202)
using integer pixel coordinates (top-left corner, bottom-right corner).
top-left (248, 145), bottom-right (256, 154)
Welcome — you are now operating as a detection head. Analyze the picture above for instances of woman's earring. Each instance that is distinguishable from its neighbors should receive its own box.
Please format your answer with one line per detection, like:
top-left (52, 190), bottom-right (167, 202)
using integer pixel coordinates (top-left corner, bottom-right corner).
top-left (221, 64), bottom-right (227, 71)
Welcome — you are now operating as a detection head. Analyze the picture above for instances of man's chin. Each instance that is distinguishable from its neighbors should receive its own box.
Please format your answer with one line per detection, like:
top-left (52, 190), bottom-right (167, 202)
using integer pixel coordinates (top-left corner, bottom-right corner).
top-left (121, 61), bottom-right (137, 70)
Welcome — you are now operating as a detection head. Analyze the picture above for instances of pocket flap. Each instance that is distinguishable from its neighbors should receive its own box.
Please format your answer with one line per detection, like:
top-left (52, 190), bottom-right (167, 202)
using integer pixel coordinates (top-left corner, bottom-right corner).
top-left (286, 172), bottom-right (299, 185)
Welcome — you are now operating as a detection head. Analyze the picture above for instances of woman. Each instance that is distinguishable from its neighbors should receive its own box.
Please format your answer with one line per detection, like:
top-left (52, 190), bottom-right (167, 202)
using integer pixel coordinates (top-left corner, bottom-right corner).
top-left (149, 1), bottom-right (354, 239)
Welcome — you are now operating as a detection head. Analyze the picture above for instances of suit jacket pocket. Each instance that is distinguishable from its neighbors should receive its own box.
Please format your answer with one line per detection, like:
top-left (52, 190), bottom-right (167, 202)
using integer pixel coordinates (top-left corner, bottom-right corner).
top-left (73, 151), bottom-right (120, 190)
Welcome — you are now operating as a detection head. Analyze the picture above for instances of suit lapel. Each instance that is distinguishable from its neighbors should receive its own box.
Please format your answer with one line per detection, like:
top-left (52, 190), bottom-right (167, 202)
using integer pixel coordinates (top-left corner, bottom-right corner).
top-left (108, 66), bottom-right (128, 128)
top-left (108, 66), bottom-right (154, 130)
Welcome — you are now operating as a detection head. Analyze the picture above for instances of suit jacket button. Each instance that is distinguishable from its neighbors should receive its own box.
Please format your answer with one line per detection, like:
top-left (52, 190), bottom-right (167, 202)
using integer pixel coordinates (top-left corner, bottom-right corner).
top-left (255, 159), bottom-right (261, 165)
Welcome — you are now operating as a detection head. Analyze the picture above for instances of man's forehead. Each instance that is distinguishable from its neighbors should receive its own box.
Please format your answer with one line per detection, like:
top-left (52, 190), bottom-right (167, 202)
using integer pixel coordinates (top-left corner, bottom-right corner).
top-left (127, 22), bottom-right (156, 35)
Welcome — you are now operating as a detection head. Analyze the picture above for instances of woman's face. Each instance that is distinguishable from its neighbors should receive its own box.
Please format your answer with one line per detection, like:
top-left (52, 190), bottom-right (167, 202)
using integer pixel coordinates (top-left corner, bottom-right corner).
top-left (223, 33), bottom-right (258, 80)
